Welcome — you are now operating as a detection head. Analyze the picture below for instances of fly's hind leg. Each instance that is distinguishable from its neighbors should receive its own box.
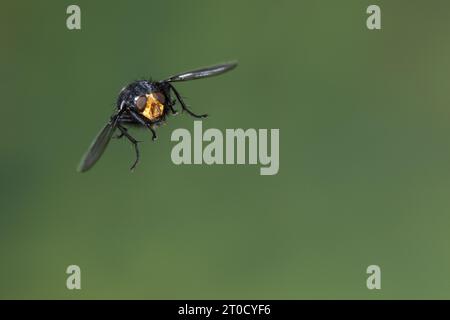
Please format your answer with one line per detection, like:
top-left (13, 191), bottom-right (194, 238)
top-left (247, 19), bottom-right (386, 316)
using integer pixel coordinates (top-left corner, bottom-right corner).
top-left (117, 124), bottom-right (141, 171)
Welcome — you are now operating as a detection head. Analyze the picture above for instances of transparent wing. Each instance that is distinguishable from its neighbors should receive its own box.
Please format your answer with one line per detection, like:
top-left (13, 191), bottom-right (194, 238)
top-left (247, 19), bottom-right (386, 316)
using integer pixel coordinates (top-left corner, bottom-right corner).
top-left (77, 122), bottom-right (117, 172)
top-left (165, 61), bottom-right (238, 82)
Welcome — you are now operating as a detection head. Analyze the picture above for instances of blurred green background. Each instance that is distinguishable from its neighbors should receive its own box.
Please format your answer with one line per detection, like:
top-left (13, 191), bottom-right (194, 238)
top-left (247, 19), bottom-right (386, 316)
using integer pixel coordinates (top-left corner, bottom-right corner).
top-left (1, 0), bottom-right (450, 299)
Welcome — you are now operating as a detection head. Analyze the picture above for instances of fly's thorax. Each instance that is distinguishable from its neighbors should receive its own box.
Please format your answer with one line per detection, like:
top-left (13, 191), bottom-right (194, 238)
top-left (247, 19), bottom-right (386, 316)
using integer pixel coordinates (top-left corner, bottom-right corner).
top-left (117, 80), bottom-right (153, 109)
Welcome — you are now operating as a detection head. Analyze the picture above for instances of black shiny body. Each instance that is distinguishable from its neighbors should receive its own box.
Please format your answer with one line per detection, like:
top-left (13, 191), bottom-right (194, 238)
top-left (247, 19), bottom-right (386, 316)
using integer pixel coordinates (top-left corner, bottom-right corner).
top-left (78, 61), bottom-right (238, 172)
top-left (116, 80), bottom-right (159, 110)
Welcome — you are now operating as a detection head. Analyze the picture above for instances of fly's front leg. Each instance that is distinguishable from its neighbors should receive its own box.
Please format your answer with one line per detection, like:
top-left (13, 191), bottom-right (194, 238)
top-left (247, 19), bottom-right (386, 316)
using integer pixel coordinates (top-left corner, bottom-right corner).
top-left (160, 84), bottom-right (178, 115)
top-left (168, 101), bottom-right (178, 115)
top-left (128, 109), bottom-right (157, 141)
top-left (168, 94), bottom-right (178, 115)
top-left (167, 83), bottom-right (207, 118)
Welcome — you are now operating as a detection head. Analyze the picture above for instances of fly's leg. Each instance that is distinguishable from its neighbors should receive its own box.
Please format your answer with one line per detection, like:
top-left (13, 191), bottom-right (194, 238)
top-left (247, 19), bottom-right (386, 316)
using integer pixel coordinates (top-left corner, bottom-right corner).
top-left (114, 126), bottom-right (128, 139)
top-left (169, 103), bottom-right (178, 115)
top-left (128, 109), bottom-right (157, 141)
top-left (117, 124), bottom-right (141, 171)
top-left (161, 87), bottom-right (178, 115)
top-left (167, 83), bottom-right (208, 118)
top-left (168, 97), bottom-right (178, 115)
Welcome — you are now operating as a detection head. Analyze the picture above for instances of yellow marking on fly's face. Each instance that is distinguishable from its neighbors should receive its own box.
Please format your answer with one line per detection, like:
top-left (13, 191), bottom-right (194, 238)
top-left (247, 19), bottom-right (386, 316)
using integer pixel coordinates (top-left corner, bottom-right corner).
top-left (141, 93), bottom-right (165, 121)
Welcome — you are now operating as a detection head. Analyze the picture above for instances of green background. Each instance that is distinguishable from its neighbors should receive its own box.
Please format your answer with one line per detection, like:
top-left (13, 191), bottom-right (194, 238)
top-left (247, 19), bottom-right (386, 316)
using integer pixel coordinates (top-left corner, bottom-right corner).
top-left (1, 0), bottom-right (450, 299)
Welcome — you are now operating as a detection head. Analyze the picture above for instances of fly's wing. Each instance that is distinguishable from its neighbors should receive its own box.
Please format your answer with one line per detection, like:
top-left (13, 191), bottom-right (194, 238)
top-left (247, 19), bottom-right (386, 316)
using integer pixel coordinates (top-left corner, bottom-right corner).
top-left (165, 61), bottom-right (237, 82)
top-left (77, 122), bottom-right (117, 172)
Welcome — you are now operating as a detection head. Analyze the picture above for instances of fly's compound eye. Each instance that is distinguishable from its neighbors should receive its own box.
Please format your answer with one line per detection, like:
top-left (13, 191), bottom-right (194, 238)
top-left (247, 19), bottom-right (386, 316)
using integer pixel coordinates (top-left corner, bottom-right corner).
top-left (135, 95), bottom-right (147, 111)
top-left (154, 92), bottom-right (166, 104)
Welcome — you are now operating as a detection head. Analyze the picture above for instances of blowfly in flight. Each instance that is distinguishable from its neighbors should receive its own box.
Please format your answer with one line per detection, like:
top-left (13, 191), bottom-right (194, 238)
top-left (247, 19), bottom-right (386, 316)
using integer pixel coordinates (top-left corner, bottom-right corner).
top-left (78, 61), bottom-right (238, 172)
